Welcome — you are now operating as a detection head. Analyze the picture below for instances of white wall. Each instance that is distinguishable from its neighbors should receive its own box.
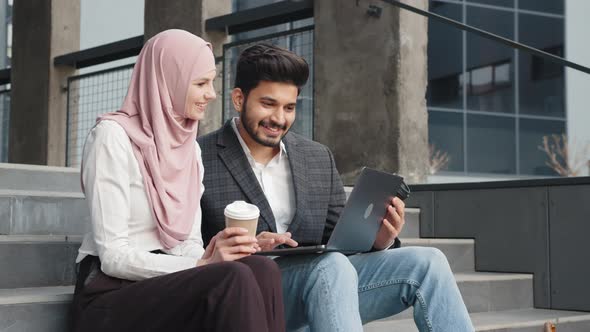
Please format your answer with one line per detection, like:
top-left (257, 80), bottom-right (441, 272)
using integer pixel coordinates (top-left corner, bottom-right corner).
top-left (566, 0), bottom-right (590, 176)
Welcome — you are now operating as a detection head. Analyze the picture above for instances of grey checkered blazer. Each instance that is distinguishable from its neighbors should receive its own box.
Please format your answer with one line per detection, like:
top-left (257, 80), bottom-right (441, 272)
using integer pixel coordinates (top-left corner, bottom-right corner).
top-left (198, 120), bottom-right (345, 246)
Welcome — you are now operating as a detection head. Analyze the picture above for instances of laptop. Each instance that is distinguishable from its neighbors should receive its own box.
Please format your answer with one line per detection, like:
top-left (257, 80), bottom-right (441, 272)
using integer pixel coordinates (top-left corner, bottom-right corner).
top-left (256, 167), bottom-right (410, 256)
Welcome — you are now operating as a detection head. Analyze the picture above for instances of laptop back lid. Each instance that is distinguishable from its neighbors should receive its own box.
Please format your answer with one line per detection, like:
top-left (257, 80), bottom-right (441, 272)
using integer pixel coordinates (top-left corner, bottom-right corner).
top-left (326, 168), bottom-right (404, 252)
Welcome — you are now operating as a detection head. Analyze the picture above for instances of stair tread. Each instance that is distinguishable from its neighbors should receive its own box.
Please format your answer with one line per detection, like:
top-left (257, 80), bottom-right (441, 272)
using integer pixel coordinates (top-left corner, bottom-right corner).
top-left (364, 308), bottom-right (590, 331)
top-left (402, 238), bottom-right (474, 244)
top-left (0, 286), bottom-right (74, 305)
top-left (454, 272), bottom-right (532, 282)
top-left (0, 189), bottom-right (84, 198)
top-left (0, 235), bottom-right (84, 243)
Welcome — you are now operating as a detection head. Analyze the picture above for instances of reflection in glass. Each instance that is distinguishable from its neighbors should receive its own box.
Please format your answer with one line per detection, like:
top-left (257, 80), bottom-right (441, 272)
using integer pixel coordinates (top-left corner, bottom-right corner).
top-left (466, 7), bottom-right (515, 113)
top-left (467, 114), bottom-right (516, 173)
top-left (519, 119), bottom-right (565, 175)
top-left (428, 111), bottom-right (464, 172)
top-left (465, 0), bottom-right (514, 8)
top-left (519, 14), bottom-right (564, 117)
top-left (427, 2), bottom-right (463, 109)
top-left (519, 0), bottom-right (564, 15)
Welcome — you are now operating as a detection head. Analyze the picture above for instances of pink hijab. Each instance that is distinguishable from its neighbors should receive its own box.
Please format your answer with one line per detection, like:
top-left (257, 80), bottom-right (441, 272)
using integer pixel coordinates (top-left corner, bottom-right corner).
top-left (94, 29), bottom-right (215, 248)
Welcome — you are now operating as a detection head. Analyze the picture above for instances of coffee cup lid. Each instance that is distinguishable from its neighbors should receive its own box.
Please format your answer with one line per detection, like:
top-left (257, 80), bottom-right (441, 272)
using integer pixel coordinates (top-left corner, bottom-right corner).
top-left (224, 201), bottom-right (260, 220)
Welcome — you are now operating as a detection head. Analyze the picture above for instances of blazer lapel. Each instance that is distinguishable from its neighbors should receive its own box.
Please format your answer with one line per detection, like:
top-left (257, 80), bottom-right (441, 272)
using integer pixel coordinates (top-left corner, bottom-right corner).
top-left (284, 134), bottom-right (311, 236)
top-left (217, 121), bottom-right (277, 233)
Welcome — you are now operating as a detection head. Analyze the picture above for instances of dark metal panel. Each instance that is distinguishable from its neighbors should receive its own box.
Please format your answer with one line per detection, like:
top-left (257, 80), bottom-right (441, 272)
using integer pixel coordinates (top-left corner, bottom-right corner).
top-left (549, 185), bottom-right (590, 311)
top-left (434, 188), bottom-right (551, 308)
top-left (54, 35), bottom-right (143, 69)
top-left (405, 191), bottom-right (434, 237)
top-left (205, 0), bottom-right (314, 35)
top-left (0, 68), bottom-right (10, 85)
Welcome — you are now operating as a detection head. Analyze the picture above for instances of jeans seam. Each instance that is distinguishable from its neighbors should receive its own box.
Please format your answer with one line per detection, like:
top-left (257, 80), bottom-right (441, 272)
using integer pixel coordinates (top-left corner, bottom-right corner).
top-left (358, 279), bottom-right (434, 332)
top-left (357, 278), bottom-right (421, 293)
top-left (416, 290), bottom-right (434, 332)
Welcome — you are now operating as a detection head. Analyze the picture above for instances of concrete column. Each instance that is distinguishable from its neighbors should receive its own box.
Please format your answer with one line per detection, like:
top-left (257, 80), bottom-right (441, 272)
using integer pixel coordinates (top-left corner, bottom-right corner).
top-left (144, 0), bottom-right (231, 135)
top-left (10, 0), bottom-right (79, 166)
top-left (314, 0), bottom-right (429, 184)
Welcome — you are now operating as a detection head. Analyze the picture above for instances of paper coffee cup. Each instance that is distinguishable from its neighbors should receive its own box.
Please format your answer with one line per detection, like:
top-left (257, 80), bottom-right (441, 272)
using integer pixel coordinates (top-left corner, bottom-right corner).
top-left (224, 201), bottom-right (260, 237)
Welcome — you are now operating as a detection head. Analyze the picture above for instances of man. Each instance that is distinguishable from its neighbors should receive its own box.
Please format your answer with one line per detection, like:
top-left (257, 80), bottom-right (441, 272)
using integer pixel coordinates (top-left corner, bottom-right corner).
top-left (198, 43), bottom-right (473, 331)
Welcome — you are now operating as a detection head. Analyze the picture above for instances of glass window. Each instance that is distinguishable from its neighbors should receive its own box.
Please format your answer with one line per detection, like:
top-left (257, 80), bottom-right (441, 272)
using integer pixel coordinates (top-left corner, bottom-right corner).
top-left (465, 0), bottom-right (514, 9)
top-left (519, 119), bottom-right (565, 175)
top-left (427, 3), bottom-right (463, 109)
top-left (518, 14), bottom-right (565, 117)
top-left (428, 111), bottom-right (464, 172)
top-left (466, 7), bottom-right (515, 114)
top-left (467, 114), bottom-right (516, 173)
top-left (518, 0), bottom-right (563, 15)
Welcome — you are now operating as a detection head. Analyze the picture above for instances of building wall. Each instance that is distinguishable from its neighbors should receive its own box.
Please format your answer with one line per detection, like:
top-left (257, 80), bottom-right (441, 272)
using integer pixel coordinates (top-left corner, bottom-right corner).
top-left (566, 0), bottom-right (590, 176)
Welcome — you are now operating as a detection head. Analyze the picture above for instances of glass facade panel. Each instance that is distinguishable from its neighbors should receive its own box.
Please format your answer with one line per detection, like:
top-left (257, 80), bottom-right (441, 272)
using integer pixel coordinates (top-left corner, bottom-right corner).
top-left (466, 6), bottom-right (515, 113)
top-left (518, 14), bottom-right (565, 117)
top-left (519, 118), bottom-right (565, 175)
top-left (465, 0), bottom-right (514, 8)
top-left (467, 114), bottom-right (516, 173)
top-left (519, 0), bottom-right (564, 14)
top-left (427, 3), bottom-right (463, 109)
top-left (429, 111), bottom-right (465, 172)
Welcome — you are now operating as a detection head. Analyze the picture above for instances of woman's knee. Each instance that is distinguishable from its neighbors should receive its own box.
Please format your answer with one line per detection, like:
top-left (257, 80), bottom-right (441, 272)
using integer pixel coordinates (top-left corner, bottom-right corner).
top-left (239, 255), bottom-right (281, 278)
top-left (214, 261), bottom-right (257, 286)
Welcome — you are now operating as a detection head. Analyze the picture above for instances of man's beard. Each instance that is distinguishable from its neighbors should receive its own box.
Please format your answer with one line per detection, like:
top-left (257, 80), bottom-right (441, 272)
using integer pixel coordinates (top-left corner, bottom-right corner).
top-left (240, 102), bottom-right (290, 148)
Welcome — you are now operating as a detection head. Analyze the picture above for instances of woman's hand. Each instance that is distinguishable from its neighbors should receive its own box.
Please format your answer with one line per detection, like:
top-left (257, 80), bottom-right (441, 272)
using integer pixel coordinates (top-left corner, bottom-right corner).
top-left (198, 228), bottom-right (259, 266)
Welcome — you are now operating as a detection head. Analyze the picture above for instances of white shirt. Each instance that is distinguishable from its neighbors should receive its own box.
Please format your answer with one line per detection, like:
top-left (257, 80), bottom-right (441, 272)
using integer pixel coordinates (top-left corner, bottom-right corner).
top-left (231, 118), bottom-right (296, 234)
top-left (76, 120), bottom-right (206, 281)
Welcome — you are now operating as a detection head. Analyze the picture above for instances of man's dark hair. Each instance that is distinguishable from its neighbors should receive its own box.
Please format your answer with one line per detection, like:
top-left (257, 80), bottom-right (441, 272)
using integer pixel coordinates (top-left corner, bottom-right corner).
top-left (234, 43), bottom-right (309, 97)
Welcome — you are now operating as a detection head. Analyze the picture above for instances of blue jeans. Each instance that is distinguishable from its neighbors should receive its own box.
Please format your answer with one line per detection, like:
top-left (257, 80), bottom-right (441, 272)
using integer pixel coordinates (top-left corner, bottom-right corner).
top-left (274, 247), bottom-right (474, 332)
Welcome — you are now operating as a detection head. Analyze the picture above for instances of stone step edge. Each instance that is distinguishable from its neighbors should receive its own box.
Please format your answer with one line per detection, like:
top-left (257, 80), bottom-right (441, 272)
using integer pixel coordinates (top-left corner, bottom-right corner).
top-left (402, 238), bottom-right (474, 245)
top-left (0, 235), bottom-right (84, 243)
top-left (0, 286), bottom-right (74, 305)
top-left (0, 189), bottom-right (84, 198)
top-left (365, 308), bottom-right (590, 331)
top-left (454, 272), bottom-right (532, 282)
top-left (0, 163), bottom-right (79, 173)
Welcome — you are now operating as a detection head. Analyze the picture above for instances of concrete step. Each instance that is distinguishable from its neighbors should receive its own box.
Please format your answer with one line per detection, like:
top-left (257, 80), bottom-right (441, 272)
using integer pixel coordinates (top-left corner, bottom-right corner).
top-left (0, 235), bottom-right (82, 288)
top-left (363, 308), bottom-right (590, 332)
top-left (384, 272), bottom-right (533, 321)
top-left (0, 189), bottom-right (89, 235)
top-left (399, 208), bottom-right (419, 238)
top-left (0, 163), bottom-right (81, 193)
top-left (0, 286), bottom-right (73, 332)
top-left (402, 238), bottom-right (474, 272)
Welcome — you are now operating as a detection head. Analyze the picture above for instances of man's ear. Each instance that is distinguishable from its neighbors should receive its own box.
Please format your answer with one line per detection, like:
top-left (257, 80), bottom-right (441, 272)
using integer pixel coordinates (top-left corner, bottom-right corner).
top-left (231, 88), bottom-right (244, 114)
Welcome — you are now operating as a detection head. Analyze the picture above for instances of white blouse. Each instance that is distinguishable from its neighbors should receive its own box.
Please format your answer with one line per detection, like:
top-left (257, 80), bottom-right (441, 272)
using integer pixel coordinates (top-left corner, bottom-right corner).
top-left (76, 120), bottom-right (206, 281)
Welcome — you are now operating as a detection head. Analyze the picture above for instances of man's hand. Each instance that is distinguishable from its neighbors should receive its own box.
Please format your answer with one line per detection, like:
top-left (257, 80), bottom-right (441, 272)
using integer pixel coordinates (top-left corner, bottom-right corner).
top-left (373, 197), bottom-right (405, 250)
top-left (256, 231), bottom-right (298, 251)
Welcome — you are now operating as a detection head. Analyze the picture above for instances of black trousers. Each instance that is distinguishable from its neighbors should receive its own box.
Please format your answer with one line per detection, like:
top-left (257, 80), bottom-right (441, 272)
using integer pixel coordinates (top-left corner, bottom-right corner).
top-left (70, 255), bottom-right (285, 332)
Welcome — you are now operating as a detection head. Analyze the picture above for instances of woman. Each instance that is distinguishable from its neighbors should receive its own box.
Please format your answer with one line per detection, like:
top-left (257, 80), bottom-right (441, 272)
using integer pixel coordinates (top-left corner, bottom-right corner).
top-left (71, 29), bottom-right (285, 332)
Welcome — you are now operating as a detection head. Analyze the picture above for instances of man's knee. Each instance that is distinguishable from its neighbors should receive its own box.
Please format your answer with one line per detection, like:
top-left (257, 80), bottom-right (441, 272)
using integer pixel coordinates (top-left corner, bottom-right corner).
top-left (315, 252), bottom-right (358, 283)
top-left (410, 247), bottom-right (451, 272)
